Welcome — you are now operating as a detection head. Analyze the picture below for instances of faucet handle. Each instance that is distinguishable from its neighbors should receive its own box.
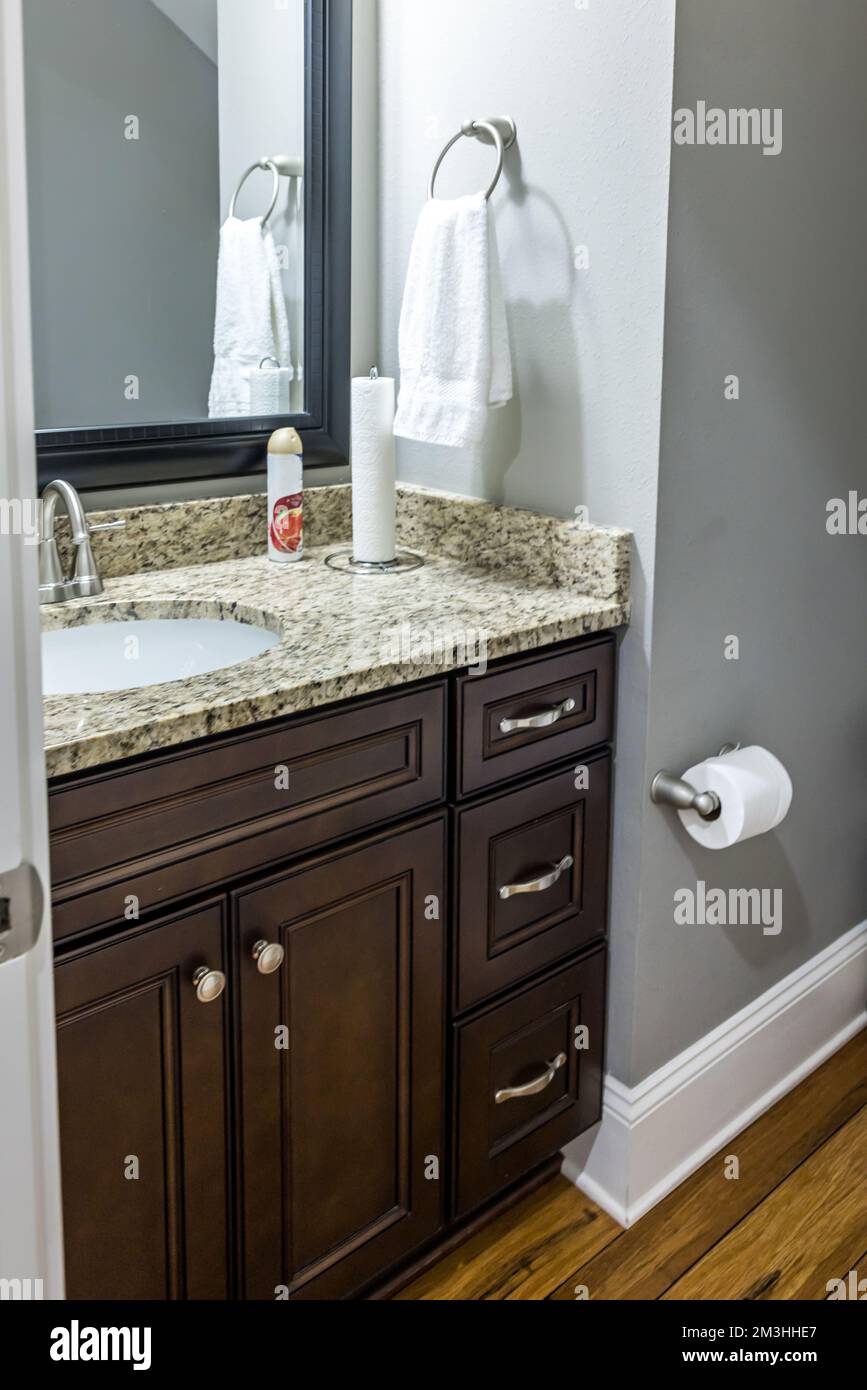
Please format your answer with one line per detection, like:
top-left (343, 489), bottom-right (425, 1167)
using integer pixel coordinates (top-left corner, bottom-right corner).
top-left (89, 519), bottom-right (127, 534)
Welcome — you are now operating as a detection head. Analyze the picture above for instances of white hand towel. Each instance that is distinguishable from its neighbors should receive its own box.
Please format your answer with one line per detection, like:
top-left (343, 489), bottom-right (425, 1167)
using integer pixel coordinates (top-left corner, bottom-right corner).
top-left (208, 217), bottom-right (293, 419)
top-left (394, 192), bottom-right (512, 449)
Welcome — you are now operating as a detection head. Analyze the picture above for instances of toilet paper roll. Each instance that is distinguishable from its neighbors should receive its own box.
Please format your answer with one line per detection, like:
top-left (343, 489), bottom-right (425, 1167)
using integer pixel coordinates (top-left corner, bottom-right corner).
top-left (678, 746), bottom-right (793, 851)
top-left (352, 375), bottom-right (396, 564)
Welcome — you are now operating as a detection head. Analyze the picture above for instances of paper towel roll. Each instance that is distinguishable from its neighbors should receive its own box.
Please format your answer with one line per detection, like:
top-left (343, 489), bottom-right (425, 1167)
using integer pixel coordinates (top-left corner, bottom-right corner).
top-left (352, 375), bottom-right (396, 564)
top-left (678, 746), bottom-right (793, 851)
top-left (251, 366), bottom-right (292, 416)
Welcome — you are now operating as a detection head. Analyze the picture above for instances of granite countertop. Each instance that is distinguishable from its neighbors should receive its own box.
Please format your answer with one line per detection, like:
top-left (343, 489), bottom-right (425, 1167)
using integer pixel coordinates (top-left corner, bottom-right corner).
top-left (43, 487), bottom-right (631, 779)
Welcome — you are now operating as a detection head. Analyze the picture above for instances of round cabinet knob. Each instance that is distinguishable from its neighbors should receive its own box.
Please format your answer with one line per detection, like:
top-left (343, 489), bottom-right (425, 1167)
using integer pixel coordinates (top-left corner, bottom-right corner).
top-left (193, 966), bottom-right (227, 1004)
top-left (252, 940), bottom-right (285, 976)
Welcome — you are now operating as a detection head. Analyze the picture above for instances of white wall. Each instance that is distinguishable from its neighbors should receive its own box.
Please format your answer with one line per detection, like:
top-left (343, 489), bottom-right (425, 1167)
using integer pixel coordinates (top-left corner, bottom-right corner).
top-left (376, 0), bottom-right (677, 1079)
top-left (217, 0), bottom-right (305, 404)
top-left (351, 0), bottom-right (379, 377)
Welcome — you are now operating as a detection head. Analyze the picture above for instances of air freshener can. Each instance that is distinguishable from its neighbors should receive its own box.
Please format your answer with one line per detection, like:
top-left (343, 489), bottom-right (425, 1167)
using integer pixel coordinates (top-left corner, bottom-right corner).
top-left (267, 427), bottom-right (304, 564)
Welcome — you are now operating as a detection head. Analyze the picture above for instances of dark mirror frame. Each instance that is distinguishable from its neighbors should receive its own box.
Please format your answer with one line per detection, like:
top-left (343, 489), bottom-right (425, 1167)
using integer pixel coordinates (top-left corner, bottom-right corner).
top-left (35, 0), bottom-right (352, 493)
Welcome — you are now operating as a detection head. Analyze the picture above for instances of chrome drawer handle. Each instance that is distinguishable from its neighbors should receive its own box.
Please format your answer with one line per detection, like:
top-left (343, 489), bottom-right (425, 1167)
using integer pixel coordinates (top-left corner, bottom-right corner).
top-left (499, 697), bottom-right (576, 735)
top-left (495, 1053), bottom-right (567, 1105)
top-left (498, 855), bottom-right (574, 902)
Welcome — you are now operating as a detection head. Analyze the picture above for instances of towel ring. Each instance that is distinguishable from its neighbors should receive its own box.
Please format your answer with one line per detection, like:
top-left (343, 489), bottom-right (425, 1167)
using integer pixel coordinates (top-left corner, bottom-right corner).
top-left (230, 159), bottom-right (281, 224)
top-left (428, 117), bottom-right (517, 203)
top-left (229, 155), bottom-right (304, 226)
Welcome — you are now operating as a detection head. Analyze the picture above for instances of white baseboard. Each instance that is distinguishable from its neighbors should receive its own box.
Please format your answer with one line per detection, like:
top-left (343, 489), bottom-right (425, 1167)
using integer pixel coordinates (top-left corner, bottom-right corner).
top-left (562, 920), bottom-right (867, 1228)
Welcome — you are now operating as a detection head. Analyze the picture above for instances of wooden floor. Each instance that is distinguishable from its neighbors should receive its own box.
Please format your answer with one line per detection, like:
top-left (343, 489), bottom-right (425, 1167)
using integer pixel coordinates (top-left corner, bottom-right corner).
top-left (397, 1029), bottom-right (867, 1300)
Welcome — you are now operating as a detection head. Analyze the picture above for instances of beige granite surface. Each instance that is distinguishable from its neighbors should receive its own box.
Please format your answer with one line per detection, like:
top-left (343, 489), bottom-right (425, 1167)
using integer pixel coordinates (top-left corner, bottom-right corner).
top-left (43, 487), bottom-right (631, 779)
top-left (55, 483), bottom-right (629, 597)
top-left (54, 487), bottom-right (352, 580)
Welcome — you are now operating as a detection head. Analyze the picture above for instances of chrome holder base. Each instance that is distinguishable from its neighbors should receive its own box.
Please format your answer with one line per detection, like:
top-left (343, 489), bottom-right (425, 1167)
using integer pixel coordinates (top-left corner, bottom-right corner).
top-left (651, 745), bottom-right (740, 822)
top-left (324, 548), bottom-right (425, 577)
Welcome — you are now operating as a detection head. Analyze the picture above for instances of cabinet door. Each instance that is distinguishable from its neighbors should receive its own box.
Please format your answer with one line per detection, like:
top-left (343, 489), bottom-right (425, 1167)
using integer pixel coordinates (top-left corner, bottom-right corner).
top-left (234, 819), bottom-right (446, 1300)
top-left (54, 902), bottom-right (230, 1300)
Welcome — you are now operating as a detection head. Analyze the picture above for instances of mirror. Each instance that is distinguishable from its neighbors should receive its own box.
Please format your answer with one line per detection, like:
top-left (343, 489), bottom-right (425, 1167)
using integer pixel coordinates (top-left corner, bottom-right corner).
top-left (21, 0), bottom-right (351, 490)
top-left (23, 0), bottom-right (305, 432)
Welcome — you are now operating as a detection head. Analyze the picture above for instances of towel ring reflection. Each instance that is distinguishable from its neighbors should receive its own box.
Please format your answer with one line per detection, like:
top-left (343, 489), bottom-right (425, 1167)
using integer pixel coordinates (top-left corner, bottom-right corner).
top-left (229, 154), bottom-right (305, 226)
top-left (428, 117), bottom-right (517, 203)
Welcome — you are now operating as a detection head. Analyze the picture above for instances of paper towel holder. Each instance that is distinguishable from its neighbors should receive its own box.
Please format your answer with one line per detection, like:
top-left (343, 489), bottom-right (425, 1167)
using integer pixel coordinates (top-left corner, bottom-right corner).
top-left (651, 744), bottom-right (740, 822)
top-left (324, 549), bottom-right (425, 576)
top-left (327, 368), bottom-right (427, 577)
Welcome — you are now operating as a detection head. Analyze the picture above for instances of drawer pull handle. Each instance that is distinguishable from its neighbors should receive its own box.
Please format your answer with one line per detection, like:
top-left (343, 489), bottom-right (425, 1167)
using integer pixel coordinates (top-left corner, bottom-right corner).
top-left (499, 697), bottom-right (577, 735)
top-left (498, 855), bottom-right (574, 902)
top-left (192, 966), bottom-right (227, 1005)
top-left (253, 940), bottom-right (286, 976)
top-left (495, 1053), bottom-right (568, 1105)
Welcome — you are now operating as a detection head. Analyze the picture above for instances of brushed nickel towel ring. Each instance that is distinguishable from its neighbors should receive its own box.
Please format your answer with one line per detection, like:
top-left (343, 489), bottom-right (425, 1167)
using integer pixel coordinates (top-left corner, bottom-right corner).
top-left (428, 117), bottom-right (517, 202)
top-left (229, 154), bottom-right (304, 226)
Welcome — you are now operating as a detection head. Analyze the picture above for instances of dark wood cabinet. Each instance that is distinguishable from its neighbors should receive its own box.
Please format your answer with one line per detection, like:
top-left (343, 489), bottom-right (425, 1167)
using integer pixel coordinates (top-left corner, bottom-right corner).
top-left (50, 635), bottom-right (617, 1300)
top-left (232, 819), bottom-right (446, 1300)
top-left (54, 902), bottom-right (230, 1301)
top-left (49, 683), bottom-right (446, 945)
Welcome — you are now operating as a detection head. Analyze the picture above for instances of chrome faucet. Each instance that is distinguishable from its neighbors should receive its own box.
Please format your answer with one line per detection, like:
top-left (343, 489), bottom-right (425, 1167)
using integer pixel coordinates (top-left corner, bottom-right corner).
top-left (38, 479), bottom-right (126, 606)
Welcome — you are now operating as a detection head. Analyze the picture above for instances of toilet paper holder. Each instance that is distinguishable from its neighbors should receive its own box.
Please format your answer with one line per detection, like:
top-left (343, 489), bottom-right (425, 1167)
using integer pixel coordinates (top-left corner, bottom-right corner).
top-left (651, 744), bottom-right (740, 822)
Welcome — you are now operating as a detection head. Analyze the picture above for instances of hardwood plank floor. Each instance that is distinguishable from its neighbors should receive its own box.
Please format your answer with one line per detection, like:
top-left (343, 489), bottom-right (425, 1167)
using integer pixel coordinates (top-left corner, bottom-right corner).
top-left (549, 1026), bottom-right (867, 1301)
top-left (662, 1105), bottom-right (867, 1300)
top-left (398, 1029), bottom-right (867, 1301)
top-left (395, 1177), bottom-right (620, 1300)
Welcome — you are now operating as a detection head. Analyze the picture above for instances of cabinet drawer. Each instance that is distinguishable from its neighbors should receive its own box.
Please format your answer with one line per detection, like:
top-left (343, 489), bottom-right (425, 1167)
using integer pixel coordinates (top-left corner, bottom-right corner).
top-left (49, 682), bottom-right (446, 943)
top-left (454, 753), bottom-right (610, 1012)
top-left (455, 637), bottom-right (614, 797)
top-left (453, 952), bottom-right (605, 1218)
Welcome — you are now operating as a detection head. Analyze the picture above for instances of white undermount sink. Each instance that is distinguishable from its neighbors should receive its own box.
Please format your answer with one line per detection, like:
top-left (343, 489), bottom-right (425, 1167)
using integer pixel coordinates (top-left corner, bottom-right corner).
top-left (42, 614), bottom-right (280, 696)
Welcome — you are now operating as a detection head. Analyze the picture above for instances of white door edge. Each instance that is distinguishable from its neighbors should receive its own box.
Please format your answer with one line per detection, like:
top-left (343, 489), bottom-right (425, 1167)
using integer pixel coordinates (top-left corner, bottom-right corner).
top-left (0, 0), bottom-right (64, 1299)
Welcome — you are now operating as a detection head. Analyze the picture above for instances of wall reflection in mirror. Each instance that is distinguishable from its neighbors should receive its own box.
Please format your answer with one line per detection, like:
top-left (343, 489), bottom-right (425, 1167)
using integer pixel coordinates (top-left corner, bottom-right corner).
top-left (23, 0), bottom-right (306, 432)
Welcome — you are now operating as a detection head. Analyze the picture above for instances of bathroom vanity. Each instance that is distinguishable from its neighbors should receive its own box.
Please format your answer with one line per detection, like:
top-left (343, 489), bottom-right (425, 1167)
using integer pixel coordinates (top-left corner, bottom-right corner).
top-left (22, 0), bottom-right (630, 1302)
top-left (43, 487), bottom-right (630, 1301)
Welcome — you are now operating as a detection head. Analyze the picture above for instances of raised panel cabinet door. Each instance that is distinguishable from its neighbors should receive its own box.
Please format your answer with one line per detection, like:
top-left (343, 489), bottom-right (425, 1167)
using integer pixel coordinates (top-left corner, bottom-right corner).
top-left (54, 902), bottom-right (231, 1300)
top-left (234, 818), bottom-right (446, 1300)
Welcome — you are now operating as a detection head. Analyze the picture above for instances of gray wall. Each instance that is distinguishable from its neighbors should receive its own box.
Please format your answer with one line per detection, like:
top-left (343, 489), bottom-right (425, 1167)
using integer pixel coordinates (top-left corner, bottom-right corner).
top-left (24, 0), bottom-right (219, 429)
top-left (628, 0), bottom-right (867, 1083)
